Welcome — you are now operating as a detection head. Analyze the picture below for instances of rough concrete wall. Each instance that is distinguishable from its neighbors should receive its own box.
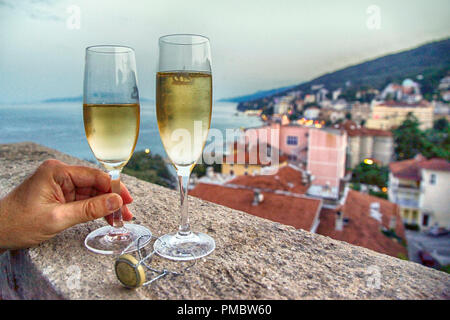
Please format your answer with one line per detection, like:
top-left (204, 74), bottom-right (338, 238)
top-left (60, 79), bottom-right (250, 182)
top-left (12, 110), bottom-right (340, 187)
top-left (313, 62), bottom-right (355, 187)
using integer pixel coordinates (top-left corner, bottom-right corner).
top-left (0, 143), bottom-right (449, 300)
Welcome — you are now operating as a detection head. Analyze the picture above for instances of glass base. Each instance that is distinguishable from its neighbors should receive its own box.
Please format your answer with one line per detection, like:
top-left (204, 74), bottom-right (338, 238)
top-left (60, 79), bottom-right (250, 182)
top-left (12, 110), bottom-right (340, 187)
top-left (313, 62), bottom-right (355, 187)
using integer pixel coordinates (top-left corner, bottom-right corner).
top-left (154, 231), bottom-right (215, 261)
top-left (84, 224), bottom-right (152, 255)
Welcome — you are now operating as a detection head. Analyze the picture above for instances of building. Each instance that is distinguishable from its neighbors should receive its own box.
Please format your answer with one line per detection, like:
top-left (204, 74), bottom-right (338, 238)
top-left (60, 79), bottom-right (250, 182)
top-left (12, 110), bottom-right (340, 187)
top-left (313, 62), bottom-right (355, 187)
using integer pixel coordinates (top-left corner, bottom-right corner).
top-left (306, 128), bottom-right (347, 189)
top-left (334, 120), bottom-right (393, 168)
top-left (244, 123), bottom-right (347, 188)
top-left (273, 96), bottom-right (293, 115)
top-left (380, 79), bottom-right (422, 104)
top-left (222, 141), bottom-right (288, 177)
top-left (389, 156), bottom-right (450, 229)
top-left (350, 102), bottom-right (371, 124)
top-left (432, 101), bottom-right (450, 121)
top-left (192, 163), bottom-right (407, 259)
top-left (319, 107), bottom-right (345, 124)
top-left (191, 165), bottom-right (323, 232)
top-left (317, 190), bottom-right (407, 258)
top-left (366, 100), bottom-right (434, 130)
top-left (304, 94), bottom-right (316, 104)
top-left (330, 99), bottom-right (348, 111)
top-left (304, 106), bottom-right (321, 120)
top-left (438, 76), bottom-right (450, 91)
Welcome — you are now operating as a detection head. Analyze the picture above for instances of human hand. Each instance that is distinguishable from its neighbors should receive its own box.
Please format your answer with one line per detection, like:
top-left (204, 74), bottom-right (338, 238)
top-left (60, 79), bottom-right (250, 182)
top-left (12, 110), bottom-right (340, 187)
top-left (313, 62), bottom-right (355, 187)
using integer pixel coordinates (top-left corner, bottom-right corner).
top-left (0, 159), bottom-right (134, 251)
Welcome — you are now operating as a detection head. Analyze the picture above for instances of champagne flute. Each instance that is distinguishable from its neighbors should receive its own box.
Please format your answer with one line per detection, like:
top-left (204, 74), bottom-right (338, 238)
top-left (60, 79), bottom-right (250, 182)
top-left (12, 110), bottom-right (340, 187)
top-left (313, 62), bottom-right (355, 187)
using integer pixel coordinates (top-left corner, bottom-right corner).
top-left (154, 34), bottom-right (215, 260)
top-left (83, 45), bottom-right (152, 255)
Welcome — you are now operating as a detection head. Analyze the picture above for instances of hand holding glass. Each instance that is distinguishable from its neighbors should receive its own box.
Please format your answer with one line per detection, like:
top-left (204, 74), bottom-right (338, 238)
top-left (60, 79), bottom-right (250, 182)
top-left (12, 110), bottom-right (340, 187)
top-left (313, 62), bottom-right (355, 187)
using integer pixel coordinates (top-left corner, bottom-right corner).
top-left (83, 45), bottom-right (151, 255)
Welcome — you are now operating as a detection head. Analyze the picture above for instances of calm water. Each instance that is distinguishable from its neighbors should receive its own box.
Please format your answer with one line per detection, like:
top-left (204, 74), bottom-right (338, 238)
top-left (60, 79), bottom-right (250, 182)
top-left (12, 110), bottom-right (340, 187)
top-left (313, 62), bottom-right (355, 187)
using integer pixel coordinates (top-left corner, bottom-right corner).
top-left (0, 101), bottom-right (262, 162)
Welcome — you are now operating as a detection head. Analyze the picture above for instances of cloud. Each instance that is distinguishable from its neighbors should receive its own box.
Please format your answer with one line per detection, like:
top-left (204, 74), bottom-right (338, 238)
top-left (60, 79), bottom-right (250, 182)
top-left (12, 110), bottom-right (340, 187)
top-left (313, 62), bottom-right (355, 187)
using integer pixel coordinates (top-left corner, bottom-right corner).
top-left (0, 0), bottom-right (65, 21)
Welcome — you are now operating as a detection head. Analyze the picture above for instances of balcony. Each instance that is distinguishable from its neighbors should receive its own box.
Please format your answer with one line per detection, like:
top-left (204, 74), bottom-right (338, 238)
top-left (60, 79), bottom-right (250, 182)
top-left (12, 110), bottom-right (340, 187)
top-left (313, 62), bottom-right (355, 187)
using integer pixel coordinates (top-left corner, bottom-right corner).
top-left (1, 142), bottom-right (449, 299)
top-left (396, 198), bottom-right (420, 209)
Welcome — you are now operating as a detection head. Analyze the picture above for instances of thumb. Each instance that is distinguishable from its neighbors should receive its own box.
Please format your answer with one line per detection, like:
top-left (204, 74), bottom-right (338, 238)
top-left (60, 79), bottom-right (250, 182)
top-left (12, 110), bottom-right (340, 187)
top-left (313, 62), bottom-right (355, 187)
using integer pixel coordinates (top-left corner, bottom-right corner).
top-left (54, 193), bottom-right (123, 230)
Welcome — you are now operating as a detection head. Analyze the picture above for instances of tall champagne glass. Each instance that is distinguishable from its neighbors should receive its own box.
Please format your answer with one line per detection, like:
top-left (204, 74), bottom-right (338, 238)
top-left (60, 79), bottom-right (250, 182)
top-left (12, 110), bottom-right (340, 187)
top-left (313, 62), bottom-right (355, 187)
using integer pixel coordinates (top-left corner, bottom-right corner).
top-left (83, 45), bottom-right (152, 255)
top-left (154, 34), bottom-right (215, 260)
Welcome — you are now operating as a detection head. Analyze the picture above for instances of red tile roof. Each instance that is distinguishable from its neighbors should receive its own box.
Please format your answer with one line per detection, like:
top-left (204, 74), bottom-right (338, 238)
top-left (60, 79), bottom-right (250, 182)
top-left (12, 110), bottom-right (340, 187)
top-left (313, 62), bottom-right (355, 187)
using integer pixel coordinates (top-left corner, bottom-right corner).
top-left (335, 120), bottom-right (392, 137)
top-left (317, 190), bottom-right (407, 258)
top-left (190, 183), bottom-right (322, 231)
top-left (418, 158), bottom-right (450, 171)
top-left (378, 100), bottom-right (431, 108)
top-left (390, 157), bottom-right (450, 180)
top-left (229, 165), bottom-right (309, 194)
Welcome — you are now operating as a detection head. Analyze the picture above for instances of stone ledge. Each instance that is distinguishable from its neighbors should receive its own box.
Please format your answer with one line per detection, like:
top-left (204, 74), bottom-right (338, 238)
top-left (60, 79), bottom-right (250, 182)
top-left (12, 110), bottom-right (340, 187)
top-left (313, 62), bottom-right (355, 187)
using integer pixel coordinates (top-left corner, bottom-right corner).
top-left (0, 142), bottom-right (449, 299)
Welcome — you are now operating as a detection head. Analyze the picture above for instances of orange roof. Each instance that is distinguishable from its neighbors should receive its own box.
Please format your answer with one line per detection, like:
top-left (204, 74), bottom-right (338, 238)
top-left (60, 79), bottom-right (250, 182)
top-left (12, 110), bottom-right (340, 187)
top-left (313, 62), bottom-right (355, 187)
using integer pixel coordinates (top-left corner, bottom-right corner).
top-left (190, 183), bottom-right (322, 231)
top-left (336, 120), bottom-right (392, 137)
top-left (418, 158), bottom-right (450, 171)
top-left (390, 157), bottom-right (450, 181)
top-left (378, 100), bottom-right (431, 108)
top-left (317, 190), bottom-right (407, 258)
top-left (229, 165), bottom-right (309, 194)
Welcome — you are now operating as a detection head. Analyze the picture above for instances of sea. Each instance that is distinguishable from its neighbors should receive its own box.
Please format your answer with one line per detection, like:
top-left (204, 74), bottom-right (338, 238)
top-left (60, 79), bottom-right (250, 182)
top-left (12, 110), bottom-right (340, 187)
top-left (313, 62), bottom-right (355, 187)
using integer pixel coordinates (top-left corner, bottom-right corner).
top-left (0, 101), bottom-right (262, 163)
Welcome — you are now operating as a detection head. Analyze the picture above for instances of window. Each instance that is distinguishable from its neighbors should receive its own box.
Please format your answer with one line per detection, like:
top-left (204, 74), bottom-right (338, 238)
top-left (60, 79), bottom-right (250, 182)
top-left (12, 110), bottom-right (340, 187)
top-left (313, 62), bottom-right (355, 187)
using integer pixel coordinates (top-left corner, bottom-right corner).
top-left (422, 214), bottom-right (429, 227)
top-left (403, 209), bottom-right (410, 219)
top-left (287, 136), bottom-right (298, 146)
top-left (412, 210), bottom-right (418, 222)
top-left (288, 154), bottom-right (297, 161)
top-left (429, 174), bottom-right (436, 185)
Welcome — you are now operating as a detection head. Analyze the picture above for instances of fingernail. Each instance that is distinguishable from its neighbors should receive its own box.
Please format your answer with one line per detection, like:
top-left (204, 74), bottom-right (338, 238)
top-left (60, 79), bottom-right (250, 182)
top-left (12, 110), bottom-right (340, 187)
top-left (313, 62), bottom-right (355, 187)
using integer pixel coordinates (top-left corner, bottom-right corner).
top-left (106, 195), bottom-right (121, 211)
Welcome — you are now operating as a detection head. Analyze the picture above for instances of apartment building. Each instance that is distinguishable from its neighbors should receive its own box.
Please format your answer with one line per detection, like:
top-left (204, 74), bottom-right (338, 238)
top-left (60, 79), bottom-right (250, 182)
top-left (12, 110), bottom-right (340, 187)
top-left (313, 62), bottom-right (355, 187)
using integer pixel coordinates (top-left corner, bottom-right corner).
top-left (366, 100), bottom-right (434, 130)
top-left (388, 156), bottom-right (450, 229)
top-left (243, 123), bottom-right (347, 188)
top-left (335, 120), bottom-right (393, 168)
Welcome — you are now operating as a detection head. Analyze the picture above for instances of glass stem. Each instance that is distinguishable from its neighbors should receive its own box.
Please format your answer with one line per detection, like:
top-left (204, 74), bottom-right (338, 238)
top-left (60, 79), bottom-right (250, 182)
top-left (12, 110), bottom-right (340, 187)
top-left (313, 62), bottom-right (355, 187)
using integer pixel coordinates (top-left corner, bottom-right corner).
top-left (177, 172), bottom-right (191, 236)
top-left (108, 169), bottom-right (128, 238)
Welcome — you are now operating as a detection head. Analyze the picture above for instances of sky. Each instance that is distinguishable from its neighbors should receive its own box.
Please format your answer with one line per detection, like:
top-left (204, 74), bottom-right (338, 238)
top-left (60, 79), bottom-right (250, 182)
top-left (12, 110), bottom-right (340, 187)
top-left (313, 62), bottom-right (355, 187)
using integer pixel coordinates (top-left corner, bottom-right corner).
top-left (0, 0), bottom-right (449, 103)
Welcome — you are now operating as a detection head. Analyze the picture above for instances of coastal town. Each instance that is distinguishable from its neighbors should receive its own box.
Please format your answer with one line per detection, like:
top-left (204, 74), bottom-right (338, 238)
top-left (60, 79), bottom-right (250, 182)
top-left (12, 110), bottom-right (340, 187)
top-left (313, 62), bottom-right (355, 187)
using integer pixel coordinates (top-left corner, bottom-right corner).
top-left (188, 74), bottom-right (450, 271)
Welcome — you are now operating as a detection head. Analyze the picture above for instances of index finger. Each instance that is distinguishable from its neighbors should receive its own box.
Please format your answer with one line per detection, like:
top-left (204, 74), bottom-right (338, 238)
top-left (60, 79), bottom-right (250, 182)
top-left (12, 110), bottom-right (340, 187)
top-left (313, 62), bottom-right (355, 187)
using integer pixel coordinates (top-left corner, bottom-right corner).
top-left (64, 165), bottom-right (111, 193)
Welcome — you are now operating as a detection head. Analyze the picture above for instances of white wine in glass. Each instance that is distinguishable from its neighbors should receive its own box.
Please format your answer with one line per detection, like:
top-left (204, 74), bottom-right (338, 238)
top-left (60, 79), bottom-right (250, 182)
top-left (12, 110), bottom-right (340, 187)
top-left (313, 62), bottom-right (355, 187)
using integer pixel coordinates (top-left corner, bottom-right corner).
top-left (83, 45), bottom-right (152, 255)
top-left (156, 72), bottom-right (212, 168)
top-left (84, 103), bottom-right (140, 170)
top-left (154, 35), bottom-right (215, 261)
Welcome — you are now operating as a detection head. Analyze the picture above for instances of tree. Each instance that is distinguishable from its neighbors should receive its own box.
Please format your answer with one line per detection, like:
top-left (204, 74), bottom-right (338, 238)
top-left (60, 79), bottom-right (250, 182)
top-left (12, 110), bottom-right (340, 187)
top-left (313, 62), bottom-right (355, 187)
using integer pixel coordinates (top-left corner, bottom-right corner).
top-left (351, 162), bottom-right (389, 188)
top-left (124, 151), bottom-right (176, 188)
top-left (392, 113), bottom-right (426, 160)
top-left (393, 113), bottom-right (450, 161)
top-left (434, 118), bottom-right (449, 131)
top-left (192, 163), bottom-right (222, 178)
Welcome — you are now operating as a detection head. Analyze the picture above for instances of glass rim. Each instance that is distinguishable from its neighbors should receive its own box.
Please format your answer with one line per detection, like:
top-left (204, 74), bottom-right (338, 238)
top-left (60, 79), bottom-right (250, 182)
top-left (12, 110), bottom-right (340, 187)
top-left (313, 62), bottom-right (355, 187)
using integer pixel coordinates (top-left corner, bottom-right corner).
top-left (86, 45), bottom-right (135, 54)
top-left (159, 34), bottom-right (210, 46)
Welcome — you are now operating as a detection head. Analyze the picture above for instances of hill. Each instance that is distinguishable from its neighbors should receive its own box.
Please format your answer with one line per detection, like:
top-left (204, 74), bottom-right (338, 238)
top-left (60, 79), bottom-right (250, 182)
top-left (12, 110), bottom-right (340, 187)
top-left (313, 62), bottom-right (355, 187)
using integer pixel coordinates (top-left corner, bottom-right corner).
top-left (219, 84), bottom-right (298, 103)
top-left (234, 38), bottom-right (450, 110)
